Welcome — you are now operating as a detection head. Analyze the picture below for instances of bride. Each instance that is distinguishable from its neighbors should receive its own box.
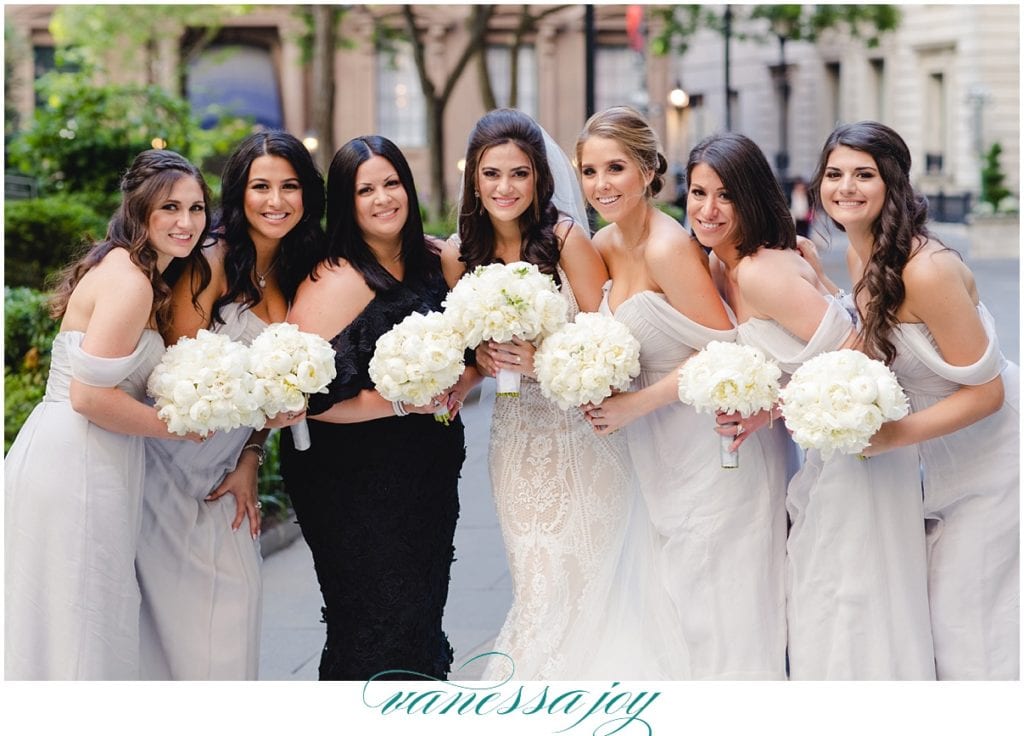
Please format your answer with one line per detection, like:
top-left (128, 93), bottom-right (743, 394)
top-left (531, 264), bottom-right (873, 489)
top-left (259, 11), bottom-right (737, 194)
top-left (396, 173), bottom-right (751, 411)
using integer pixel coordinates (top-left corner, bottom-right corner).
top-left (442, 108), bottom-right (688, 680)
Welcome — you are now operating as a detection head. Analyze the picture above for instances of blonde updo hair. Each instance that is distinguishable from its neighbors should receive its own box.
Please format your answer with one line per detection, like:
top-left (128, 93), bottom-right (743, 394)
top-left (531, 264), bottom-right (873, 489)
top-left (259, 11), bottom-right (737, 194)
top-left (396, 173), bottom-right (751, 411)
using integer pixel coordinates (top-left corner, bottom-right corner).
top-left (575, 105), bottom-right (668, 199)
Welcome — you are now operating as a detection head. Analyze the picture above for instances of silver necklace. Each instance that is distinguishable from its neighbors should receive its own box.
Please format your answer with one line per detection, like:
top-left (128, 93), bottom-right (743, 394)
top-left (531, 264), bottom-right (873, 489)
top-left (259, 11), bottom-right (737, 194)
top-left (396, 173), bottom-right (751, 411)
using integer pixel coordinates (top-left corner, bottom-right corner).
top-left (255, 254), bottom-right (279, 288)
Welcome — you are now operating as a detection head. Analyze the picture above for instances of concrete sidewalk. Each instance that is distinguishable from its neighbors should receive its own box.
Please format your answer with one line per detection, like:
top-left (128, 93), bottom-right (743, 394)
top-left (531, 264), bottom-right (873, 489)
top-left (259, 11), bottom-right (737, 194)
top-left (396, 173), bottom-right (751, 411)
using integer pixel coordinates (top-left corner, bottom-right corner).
top-left (257, 224), bottom-right (1018, 680)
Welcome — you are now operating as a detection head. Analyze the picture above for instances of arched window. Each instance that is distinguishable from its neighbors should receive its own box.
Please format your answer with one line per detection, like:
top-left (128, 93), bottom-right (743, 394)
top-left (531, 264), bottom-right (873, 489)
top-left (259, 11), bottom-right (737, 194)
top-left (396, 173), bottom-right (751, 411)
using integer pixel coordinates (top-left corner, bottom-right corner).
top-left (187, 41), bottom-right (283, 129)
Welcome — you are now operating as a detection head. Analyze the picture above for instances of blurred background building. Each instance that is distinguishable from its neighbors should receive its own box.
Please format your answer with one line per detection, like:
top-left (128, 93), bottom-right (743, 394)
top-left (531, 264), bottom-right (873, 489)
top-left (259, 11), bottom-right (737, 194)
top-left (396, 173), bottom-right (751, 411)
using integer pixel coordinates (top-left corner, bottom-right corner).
top-left (5, 3), bottom-right (1019, 223)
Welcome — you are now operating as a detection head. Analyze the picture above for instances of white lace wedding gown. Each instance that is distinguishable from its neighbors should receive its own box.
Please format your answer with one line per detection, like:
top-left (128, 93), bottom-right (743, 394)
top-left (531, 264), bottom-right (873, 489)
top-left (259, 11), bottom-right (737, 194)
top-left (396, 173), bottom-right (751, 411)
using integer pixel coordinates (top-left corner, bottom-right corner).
top-left (137, 303), bottom-right (265, 680)
top-left (5, 329), bottom-right (165, 679)
top-left (738, 297), bottom-right (935, 679)
top-left (890, 303), bottom-right (1019, 679)
top-left (603, 284), bottom-right (790, 679)
top-left (483, 269), bottom-right (687, 680)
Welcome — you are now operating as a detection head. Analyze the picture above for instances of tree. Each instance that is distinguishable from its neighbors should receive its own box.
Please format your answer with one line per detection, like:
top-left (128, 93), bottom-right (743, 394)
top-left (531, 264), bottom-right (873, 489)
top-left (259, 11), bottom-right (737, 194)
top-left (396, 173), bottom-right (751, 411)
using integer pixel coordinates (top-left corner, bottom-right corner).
top-left (49, 5), bottom-right (248, 92)
top-left (980, 142), bottom-right (1011, 210)
top-left (366, 5), bottom-right (493, 220)
top-left (653, 5), bottom-right (900, 56)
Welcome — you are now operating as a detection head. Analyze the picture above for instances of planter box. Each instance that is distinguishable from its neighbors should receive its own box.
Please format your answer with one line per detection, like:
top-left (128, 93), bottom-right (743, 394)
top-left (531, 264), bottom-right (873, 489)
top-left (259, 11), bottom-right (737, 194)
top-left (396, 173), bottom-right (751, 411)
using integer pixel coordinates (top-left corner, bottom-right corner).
top-left (967, 213), bottom-right (1020, 259)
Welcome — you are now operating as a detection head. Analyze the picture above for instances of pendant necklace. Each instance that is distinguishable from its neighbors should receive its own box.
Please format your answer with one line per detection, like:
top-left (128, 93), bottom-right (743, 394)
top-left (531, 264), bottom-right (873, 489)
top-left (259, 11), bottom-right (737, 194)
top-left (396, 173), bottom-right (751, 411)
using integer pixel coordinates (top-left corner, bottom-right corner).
top-left (255, 254), bottom-right (280, 288)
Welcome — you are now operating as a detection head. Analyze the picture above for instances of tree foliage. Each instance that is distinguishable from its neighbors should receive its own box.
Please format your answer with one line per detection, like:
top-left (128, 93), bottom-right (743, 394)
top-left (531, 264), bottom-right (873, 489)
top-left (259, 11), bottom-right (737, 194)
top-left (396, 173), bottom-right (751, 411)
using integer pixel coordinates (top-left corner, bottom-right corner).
top-left (653, 4), bottom-right (901, 55)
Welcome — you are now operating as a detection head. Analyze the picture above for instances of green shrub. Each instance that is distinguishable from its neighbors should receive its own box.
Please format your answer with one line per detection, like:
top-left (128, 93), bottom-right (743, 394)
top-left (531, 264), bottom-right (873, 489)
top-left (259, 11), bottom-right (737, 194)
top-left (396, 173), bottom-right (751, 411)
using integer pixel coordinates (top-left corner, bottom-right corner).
top-left (257, 430), bottom-right (291, 520)
top-left (5, 368), bottom-right (48, 454)
top-left (981, 142), bottom-right (1011, 210)
top-left (4, 195), bottom-right (110, 289)
top-left (4, 286), bottom-right (59, 370)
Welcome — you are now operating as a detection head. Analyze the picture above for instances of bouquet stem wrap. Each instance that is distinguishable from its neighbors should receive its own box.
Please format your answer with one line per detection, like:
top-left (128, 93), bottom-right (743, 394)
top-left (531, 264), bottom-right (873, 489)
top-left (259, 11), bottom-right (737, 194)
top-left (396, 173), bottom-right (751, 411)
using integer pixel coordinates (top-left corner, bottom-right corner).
top-left (290, 419), bottom-right (311, 451)
top-left (720, 433), bottom-right (739, 469)
top-left (495, 368), bottom-right (522, 398)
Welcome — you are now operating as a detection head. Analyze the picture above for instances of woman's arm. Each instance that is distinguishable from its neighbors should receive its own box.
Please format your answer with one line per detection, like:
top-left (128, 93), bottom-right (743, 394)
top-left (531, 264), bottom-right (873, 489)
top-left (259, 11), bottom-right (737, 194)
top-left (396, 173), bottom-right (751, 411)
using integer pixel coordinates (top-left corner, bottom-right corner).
top-left (861, 250), bottom-right (1003, 456)
top-left (70, 255), bottom-right (201, 441)
top-left (556, 221), bottom-right (609, 313)
top-left (287, 262), bottom-right (443, 424)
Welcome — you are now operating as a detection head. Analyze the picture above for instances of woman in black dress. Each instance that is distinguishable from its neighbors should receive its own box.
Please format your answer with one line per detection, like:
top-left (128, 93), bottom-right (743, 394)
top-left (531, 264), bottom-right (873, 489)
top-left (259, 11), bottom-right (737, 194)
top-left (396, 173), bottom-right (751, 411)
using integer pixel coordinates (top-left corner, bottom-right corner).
top-left (281, 136), bottom-right (471, 680)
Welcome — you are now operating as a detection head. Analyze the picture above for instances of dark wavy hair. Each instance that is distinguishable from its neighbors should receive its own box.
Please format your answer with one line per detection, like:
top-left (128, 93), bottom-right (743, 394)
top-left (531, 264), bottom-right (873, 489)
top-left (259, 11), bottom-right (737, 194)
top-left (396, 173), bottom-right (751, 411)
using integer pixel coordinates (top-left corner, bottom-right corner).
top-left (319, 135), bottom-right (436, 292)
top-left (206, 130), bottom-right (325, 324)
top-left (686, 132), bottom-right (795, 257)
top-left (457, 108), bottom-right (562, 284)
top-left (49, 148), bottom-right (212, 335)
top-left (809, 121), bottom-right (936, 364)
top-left (575, 105), bottom-right (668, 199)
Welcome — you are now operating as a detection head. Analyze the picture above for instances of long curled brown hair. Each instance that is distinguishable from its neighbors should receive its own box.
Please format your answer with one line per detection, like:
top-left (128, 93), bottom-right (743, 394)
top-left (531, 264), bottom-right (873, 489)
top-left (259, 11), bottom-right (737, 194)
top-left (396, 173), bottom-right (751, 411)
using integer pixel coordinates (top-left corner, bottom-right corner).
top-left (575, 105), bottom-right (668, 200)
top-left (49, 149), bottom-right (212, 335)
top-left (809, 121), bottom-right (936, 364)
top-left (457, 108), bottom-right (562, 284)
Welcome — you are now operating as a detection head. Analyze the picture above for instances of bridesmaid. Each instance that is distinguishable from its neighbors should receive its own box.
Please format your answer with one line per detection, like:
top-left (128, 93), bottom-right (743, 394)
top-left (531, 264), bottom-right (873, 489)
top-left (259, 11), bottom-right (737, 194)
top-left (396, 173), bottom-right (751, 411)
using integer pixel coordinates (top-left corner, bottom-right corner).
top-left (5, 149), bottom-right (208, 679)
top-left (811, 121), bottom-right (1019, 679)
top-left (136, 131), bottom-right (322, 679)
top-left (692, 131), bottom-right (935, 679)
top-left (575, 106), bottom-right (788, 679)
top-left (281, 136), bottom-right (469, 680)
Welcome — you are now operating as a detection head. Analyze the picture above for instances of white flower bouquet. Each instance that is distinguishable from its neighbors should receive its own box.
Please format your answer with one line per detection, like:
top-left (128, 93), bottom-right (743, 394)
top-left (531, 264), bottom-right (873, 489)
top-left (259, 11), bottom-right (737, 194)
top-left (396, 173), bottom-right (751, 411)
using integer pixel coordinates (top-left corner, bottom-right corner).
top-left (677, 340), bottom-right (782, 468)
top-left (147, 329), bottom-right (263, 437)
top-left (369, 310), bottom-right (466, 425)
top-left (779, 349), bottom-right (910, 459)
top-left (534, 312), bottom-right (641, 410)
top-left (248, 322), bottom-right (337, 451)
top-left (442, 261), bottom-right (567, 396)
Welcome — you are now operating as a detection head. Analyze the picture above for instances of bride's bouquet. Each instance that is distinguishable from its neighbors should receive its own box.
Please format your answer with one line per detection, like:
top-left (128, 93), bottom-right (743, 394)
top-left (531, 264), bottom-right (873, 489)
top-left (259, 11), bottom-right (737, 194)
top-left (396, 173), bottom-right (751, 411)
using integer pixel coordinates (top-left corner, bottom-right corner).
top-left (248, 322), bottom-right (337, 451)
top-left (442, 261), bottom-right (567, 397)
top-left (779, 349), bottom-right (909, 459)
top-left (534, 312), bottom-right (641, 410)
top-left (369, 310), bottom-right (466, 425)
top-left (677, 340), bottom-right (782, 468)
top-left (147, 329), bottom-right (263, 437)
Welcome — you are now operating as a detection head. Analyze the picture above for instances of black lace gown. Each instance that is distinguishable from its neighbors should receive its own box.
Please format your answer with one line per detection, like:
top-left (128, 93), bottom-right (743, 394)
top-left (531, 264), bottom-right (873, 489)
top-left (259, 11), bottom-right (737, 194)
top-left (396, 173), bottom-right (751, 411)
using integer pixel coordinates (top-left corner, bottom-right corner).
top-left (280, 272), bottom-right (465, 681)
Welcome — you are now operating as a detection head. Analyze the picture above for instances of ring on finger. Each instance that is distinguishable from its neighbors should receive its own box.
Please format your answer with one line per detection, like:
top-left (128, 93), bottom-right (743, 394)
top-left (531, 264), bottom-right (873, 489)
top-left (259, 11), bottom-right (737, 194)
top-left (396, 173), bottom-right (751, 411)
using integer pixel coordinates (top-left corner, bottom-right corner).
top-left (735, 423), bottom-right (744, 436)
top-left (255, 501), bottom-right (263, 510)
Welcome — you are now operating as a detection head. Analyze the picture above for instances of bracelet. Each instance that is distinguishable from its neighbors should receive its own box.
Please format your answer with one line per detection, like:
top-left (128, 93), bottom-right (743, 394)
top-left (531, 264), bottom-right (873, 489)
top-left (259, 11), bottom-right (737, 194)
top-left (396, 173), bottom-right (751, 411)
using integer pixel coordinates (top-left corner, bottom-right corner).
top-left (241, 443), bottom-right (265, 467)
top-left (392, 400), bottom-right (409, 417)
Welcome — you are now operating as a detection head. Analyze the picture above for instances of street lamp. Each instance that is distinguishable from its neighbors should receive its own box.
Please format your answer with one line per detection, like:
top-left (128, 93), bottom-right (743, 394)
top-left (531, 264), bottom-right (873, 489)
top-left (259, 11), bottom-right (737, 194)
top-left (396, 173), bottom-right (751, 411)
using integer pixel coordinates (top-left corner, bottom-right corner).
top-left (667, 81), bottom-right (690, 210)
top-left (770, 16), bottom-right (795, 183)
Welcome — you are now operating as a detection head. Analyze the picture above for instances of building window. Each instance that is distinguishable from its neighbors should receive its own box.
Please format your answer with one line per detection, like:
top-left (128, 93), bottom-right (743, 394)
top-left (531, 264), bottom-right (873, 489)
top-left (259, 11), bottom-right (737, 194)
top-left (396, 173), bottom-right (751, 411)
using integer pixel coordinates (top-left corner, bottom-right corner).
top-left (825, 62), bottom-right (841, 127)
top-left (925, 72), bottom-right (947, 174)
top-left (187, 42), bottom-right (283, 130)
top-left (486, 45), bottom-right (537, 117)
top-left (595, 45), bottom-right (646, 112)
top-left (377, 42), bottom-right (426, 148)
top-left (869, 58), bottom-right (886, 121)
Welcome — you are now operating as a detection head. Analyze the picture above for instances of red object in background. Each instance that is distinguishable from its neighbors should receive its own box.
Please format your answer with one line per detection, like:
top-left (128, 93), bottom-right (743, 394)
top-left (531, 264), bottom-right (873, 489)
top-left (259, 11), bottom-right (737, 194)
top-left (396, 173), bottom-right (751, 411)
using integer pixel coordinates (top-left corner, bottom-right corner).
top-left (626, 5), bottom-right (644, 51)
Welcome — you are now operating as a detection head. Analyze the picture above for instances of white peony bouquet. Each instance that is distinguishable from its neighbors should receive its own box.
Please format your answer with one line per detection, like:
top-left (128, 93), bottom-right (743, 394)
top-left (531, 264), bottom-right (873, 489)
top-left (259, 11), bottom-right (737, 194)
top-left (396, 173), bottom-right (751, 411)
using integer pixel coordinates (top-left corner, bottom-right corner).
top-left (248, 322), bottom-right (337, 451)
top-left (369, 310), bottom-right (466, 425)
top-left (677, 340), bottom-right (782, 468)
top-left (534, 312), bottom-right (641, 410)
top-left (442, 261), bottom-right (567, 396)
top-left (779, 348), bottom-right (910, 459)
top-left (147, 329), bottom-right (263, 437)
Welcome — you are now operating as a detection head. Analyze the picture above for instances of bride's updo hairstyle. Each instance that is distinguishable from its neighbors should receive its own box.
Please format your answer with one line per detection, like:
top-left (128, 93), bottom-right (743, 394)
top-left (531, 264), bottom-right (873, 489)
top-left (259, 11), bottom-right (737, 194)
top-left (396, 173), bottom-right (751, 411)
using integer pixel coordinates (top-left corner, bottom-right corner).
top-left (457, 108), bottom-right (561, 284)
top-left (686, 132), bottom-right (795, 258)
top-left (575, 106), bottom-right (668, 200)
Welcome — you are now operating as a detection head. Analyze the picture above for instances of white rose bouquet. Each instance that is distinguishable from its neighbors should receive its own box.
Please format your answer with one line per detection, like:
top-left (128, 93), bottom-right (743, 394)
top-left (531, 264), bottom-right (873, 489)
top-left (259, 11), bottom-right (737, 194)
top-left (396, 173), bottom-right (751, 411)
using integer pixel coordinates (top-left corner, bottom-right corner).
top-left (369, 310), bottom-right (466, 425)
top-left (248, 322), bottom-right (337, 451)
top-left (779, 349), bottom-right (910, 459)
top-left (534, 312), bottom-right (641, 410)
top-left (442, 261), bottom-right (567, 397)
top-left (677, 340), bottom-right (782, 468)
top-left (147, 329), bottom-right (263, 437)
